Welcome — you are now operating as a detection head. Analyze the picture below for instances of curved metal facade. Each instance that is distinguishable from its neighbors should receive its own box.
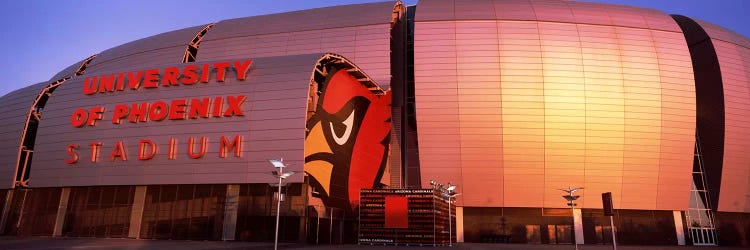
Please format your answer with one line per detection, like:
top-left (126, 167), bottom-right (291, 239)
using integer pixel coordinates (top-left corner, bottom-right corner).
top-left (196, 1), bottom-right (399, 89)
top-left (0, 82), bottom-right (48, 188)
top-left (31, 55), bottom-right (320, 187)
top-left (694, 19), bottom-right (750, 213)
top-left (23, 1), bottom-right (402, 189)
top-left (49, 58), bottom-right (87, 82)
top-left (414, 0), bottom-right (696, 210)
top-left (84, 25), bottom-right (210, 74)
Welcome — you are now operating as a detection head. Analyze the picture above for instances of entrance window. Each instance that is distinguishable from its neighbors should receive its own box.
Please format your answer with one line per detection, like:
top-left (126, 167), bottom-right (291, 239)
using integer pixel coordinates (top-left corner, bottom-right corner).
top-left (547, 225), bottom-right (572, 244)
top-left (526, 225), bottom-right (541, 243)
top-left (594, 225), bottom-right (613, 244)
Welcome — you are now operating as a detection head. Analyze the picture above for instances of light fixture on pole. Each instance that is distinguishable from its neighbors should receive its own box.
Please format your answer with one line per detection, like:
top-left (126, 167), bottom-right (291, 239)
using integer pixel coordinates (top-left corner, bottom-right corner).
top-left (445, 187), bottom-right (459, 247)
top-left (430, 180), bottom-right (459, 247)
top-left (560, 187), bottom-right (583, 250)
top-left (269, 158), bottom-right (295, 250)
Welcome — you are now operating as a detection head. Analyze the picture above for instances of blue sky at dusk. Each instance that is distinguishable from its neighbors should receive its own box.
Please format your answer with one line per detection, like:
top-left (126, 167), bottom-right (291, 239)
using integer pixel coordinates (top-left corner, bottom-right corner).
top-left (0, 0), bottom-right (747, 97)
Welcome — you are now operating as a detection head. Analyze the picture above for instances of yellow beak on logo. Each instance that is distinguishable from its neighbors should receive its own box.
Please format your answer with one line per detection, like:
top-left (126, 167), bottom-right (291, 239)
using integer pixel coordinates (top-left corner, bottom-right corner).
top-left (304, 122), bottom-right (334, 196)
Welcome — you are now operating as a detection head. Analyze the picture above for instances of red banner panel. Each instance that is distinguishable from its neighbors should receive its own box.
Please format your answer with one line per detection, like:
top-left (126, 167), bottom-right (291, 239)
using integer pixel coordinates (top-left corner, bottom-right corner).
top-left (385, 196), bottom-right (408, 228)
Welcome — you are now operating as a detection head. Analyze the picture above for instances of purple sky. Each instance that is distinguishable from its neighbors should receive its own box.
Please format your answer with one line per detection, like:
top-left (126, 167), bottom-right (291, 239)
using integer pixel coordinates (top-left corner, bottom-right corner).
top-left (0, 0), bottom-right (747, 97)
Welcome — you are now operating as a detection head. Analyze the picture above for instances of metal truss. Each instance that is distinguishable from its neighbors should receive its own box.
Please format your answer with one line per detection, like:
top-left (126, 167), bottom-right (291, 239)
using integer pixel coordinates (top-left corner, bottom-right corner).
top-left (182, 24), bottom-right (215, 63)
top-left (13, 55), bottom-right (96, 187)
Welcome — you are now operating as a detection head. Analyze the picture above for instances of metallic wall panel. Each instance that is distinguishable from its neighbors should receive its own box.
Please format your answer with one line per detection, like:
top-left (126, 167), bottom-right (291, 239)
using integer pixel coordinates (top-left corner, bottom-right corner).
top-left (29, 54), bottom-right (326, 187)
top-left (695, 20), bottom-right (750, 49)
top-left (414, 0), bottom-right (695, 210)
top-left (85, 25), bottom-right (207, 74)
top-left (0, 82), bottom-right (48, 188)
top-left (417, 0), bottom-right (682, 33)
top-left (197, 1), bottom-right (396, 89)
top-left (49, 59), bottom-right (85, 81)
top-left (696, 20), bottom-right (750, 212)
top-left (87, 47), bottom-right (187, 74)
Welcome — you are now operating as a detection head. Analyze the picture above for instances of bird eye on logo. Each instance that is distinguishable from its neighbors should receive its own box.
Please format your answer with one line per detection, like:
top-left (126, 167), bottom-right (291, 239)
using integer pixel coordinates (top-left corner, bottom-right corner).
top-left (330, 109), bottom-right (355, 145)
top-left (304, 69), bottom-right (392, 211)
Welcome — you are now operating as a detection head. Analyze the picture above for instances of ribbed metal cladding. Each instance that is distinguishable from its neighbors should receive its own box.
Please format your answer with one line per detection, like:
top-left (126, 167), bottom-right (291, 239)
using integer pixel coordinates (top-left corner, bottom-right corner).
top-left (693, 19), bottom-right (750, 213)
top-left (0, 82), bottom-right (48, 188)
top-left (83, 25), bottom-right (209, 74)
top-left (414, 0), bottom-right (696, 210)
top-left (195, 1), bottom-right (398, 89)
top-left (30, 54), bottom-right (328, 187)
top-left (49, 59), bottom-right (86, 82)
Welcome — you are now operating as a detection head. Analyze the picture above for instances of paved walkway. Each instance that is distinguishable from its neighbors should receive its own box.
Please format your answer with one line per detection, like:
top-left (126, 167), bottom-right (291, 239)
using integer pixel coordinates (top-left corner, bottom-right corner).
top-left (0, 237), bottom-right (742, 250)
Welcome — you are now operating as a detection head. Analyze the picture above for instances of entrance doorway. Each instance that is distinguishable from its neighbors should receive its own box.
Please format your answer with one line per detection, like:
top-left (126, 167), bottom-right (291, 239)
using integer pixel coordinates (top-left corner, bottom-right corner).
top-left (547, 225), bottom-right (572, 244)
top-left (594, 225), bottom-right (613, 244)
top-left (525, 225), bottom-right (541, 243)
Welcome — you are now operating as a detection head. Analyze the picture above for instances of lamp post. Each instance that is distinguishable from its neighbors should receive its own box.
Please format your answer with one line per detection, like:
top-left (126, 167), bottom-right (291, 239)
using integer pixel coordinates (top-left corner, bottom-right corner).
top-left (560, 187), bottom-right (583, 250)
top-left (445, 187), bottom-right (459, 247)
top-left (430, 180), bottom-right (458, 247)
top-left (268, 158), bottom-right (296, 250)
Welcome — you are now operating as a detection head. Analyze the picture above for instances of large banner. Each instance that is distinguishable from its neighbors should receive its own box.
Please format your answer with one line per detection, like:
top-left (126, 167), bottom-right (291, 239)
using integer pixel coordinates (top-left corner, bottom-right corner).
top-left (304, 69), bottom-right (392, 210)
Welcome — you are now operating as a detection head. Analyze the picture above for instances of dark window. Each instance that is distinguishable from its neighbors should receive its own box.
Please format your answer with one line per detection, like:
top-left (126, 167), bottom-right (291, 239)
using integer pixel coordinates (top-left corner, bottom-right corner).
top-left (140, 184), bottom-right (226, 240)
top-left (235, 183), bottom-right (305, 242)
top-left (63, 186), bottom-right (135, 238)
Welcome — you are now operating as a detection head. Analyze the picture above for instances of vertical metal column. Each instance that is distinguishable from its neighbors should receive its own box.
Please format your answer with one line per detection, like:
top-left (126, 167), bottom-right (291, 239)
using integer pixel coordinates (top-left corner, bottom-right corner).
top-left (128, 186), bottom-right (147, 238)
top-left (0, 190), bottom-right (14, 234)
top-left (573, 208), bottom-right (584, 246)
top-left (52, 187), bottom-right (70, 236)
top-left (609, 215), bottom-right (617, 250)
top-left (14, 189), bottom-right (29, 235)
top-left (456, 206), bottom-right (464, 242)
top-left (673, 211), bottom-right (686, 245)
top-left (222, 184), bottom-right (240, 241)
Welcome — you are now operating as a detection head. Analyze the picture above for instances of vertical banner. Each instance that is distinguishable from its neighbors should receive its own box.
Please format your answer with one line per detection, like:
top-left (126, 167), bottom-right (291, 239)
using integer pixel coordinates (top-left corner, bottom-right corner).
top-left (304, 69), bottom-right (392, 210)
top-left (384, 196), bottom-right (408, 228)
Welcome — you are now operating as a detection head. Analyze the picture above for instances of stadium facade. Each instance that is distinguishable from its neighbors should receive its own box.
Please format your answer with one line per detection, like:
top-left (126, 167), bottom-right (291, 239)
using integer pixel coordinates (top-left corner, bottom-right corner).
top-left (0, 0), bottom-right (749, 246)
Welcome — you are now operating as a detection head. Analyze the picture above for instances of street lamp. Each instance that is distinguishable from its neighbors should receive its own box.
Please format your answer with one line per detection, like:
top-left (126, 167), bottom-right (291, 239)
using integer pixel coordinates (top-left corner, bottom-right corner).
top-left (269, 158), bottom-right (296, 250)
top-left (559, 187), bottom-right (583, 250)
top-left (430, 180), bottom-right (459, 247)
top-left (444, 188), bottom-right (459, 247)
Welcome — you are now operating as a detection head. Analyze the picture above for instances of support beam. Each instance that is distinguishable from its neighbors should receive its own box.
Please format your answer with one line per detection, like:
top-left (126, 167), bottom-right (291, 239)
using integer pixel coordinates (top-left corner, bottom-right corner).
top-left (673, 210), bottom-right (686, 245)
top-left (222, 184), bottom-right (240, 241)
top-left (52, 187), bottom-right (70, 236)
top-left (574, 208), bottom-right (584, 244)
top-left (0, 190), bottom-right (14, 234)
top-left (128, 186), bottom-right (147, 238)
top-left (456, 206), bottom-right (464, 242)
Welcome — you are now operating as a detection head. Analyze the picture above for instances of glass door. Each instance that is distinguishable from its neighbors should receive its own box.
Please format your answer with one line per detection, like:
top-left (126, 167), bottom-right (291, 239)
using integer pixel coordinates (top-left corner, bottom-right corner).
top-left (547, 225), bottom-right (572, 244)
top-left (526, 225), bottom-right (541, 243)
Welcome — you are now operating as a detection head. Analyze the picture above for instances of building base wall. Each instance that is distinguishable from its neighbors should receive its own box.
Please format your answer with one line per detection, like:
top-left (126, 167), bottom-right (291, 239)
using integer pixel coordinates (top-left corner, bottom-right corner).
top-left (0, 184), bottom-right (310, 242)
top-left (12, 186), bottom-right (749, 247)
top-left (64, 186), bottom-right (136, 238)
top-left (462, 207), bottom-right (678, 245)
top-left (0, 188), bottom-right (61, 236)
top-left (714, 211), bottom-right (750, 246)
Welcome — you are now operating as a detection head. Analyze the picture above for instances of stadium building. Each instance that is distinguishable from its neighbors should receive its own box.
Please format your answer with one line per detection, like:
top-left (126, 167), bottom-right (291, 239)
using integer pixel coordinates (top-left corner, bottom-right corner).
top-left (0, 0), bottom-right (749, 246)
